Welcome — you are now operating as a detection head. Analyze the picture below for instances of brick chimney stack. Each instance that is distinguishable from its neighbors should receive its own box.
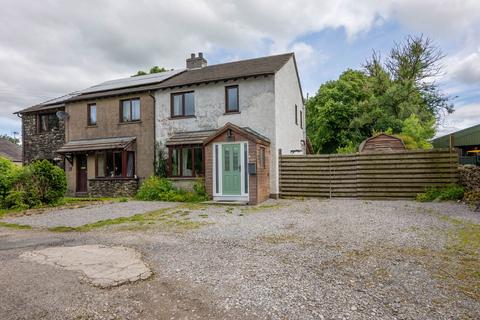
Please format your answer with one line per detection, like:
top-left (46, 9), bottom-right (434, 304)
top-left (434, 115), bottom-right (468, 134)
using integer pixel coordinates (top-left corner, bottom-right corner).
top-left (186, 52), bottom-right (207, 69)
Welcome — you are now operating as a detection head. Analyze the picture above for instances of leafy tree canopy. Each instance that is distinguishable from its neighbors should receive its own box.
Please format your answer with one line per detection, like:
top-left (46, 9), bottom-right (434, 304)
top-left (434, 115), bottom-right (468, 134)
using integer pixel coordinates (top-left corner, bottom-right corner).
top-left (306, 35), bottom-right (453, 154)
top-left (132, 66), bottom-right (167, 77)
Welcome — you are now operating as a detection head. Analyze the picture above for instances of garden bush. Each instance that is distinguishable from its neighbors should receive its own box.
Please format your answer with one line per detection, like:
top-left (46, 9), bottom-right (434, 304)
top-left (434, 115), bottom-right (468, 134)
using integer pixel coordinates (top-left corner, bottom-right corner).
top-left (416, 184), bottom-right (465, 202)
top-left (2, 159), bottom-right (67, 209)
top-left (136, 176), bottom-right (209, 202)
top-left (0, 156), bottom-right (20, 205)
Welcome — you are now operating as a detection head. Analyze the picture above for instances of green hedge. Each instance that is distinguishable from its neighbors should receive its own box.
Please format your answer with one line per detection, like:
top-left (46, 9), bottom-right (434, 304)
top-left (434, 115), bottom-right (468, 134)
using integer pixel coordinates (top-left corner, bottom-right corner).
top-left (0, 157), bottom-right (67, 209)
top-left (135, 176), bottom-right (208, 202)
top-left (416, 184), bottom-right (464, 202)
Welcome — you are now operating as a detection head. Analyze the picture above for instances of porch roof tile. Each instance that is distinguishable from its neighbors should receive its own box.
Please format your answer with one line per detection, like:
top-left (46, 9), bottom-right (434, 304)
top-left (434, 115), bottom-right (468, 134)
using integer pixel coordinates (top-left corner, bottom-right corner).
top-left (57, 136), bottom-right (136, 153)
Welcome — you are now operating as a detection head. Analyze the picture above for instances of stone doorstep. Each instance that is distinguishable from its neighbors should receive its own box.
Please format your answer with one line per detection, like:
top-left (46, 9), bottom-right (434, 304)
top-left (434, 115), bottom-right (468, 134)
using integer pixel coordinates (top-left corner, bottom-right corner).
top-left (202, 200), bottom-right (249, 206)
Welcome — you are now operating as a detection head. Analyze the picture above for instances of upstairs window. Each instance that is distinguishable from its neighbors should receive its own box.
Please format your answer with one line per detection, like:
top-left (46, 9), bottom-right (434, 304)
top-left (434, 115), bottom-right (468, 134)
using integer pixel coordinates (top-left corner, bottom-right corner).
top-left (225, 85), bottom-right (239, 113)
top-left (171, 92), bottom-right (195, 117)
top-left (88, 103), bottom-right (97, 126)
top-left (38, 113), bottom-right (59, 133)
top-left (121, 98), bottom-right (140, 122)
top-left (300, 110), bottom-right (303, 129)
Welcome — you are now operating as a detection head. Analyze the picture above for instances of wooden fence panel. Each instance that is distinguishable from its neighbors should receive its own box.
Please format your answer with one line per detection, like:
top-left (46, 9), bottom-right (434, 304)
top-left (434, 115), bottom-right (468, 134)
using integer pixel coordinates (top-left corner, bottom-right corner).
top-left (279, 149), bottom-right (458, 199)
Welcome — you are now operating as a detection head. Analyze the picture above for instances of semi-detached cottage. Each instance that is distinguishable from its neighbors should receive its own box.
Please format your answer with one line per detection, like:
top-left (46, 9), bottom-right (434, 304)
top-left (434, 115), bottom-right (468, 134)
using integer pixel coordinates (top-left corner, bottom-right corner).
top-left (15, 52), bottom-right (306, 204)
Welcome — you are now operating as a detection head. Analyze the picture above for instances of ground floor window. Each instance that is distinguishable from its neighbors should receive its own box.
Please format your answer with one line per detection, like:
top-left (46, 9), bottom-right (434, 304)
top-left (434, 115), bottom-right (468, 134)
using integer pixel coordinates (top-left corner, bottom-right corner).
top-left (168, 145), bottom-right (203, 177)
top-left (95, 150), bottom-right (135, 178)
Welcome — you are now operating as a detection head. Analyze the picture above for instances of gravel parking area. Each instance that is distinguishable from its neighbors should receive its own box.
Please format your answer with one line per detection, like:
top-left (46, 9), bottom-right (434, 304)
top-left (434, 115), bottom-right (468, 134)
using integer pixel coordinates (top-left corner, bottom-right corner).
top-left (0, 199), bottom-right (479, 319)
top-left (1, 200), bottom-right (178, 228)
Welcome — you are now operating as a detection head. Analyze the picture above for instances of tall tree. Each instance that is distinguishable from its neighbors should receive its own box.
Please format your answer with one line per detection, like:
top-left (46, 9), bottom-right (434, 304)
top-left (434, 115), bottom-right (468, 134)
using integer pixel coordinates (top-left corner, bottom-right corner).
top-left (307, 35), bottom-right (453, 154)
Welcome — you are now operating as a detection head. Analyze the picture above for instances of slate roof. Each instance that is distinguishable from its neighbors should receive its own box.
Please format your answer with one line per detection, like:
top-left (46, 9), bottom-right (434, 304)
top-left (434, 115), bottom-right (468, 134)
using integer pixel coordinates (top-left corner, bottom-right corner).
top-left (0, 139), bottom-right (22, 162)
top-left (432, 123), bottom-right (480, 148)
top-left (166, 124), bottom-right (271, 146)
top-left (57, 136), bottom-right (136, 153)
top-left (166, 129), bottom-right (218, 146)
top-left (15, 53), bottom-right (294, 113)
top-left (156, 53), bottom-right (293, 89)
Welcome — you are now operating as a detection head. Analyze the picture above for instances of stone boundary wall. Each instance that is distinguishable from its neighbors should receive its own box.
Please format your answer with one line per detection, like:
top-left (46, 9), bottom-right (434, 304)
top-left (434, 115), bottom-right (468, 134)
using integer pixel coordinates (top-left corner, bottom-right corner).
top-left (458, 166), bottom-right (480, 191)
top-left (88, 179), bottom-right (139, 197)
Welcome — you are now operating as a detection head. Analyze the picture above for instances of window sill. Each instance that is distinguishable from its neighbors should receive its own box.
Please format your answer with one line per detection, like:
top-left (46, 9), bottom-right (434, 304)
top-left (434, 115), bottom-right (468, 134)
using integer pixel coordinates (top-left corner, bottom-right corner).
top-left (169, 115), bottom-right (196, 120)
top-left (168, 176), bottom-right (203, 180)
top-left (86, 125), bottom-right (97, 128)
top-left (118, 121), bottom-right (141, 125)
top-left (224, 111), bottom-right (240, 115)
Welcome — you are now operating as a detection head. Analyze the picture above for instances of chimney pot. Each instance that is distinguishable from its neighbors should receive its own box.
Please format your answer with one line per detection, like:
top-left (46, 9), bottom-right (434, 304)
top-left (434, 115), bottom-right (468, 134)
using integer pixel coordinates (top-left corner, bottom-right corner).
top-left (186, 52), bottom-right (207, 69)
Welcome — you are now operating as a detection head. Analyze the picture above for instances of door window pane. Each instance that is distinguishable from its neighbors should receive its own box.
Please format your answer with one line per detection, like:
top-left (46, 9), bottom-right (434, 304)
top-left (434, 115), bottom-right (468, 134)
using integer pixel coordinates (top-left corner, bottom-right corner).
top-left (233, 148), bottom-right (239, 171)
top-left (114, 152), bottom-right (122, 176)
top-left (171, 148), bottom-right (180, 176)
top-left (131, 99), bottom-right (140, 120)
top-left (224, 148), bottom-right (230, 171)
top-left (122, 100), bottom-right (131, 122)
top-left (182, 148), bottom-right (193, 176)
top-left (185, 92), bottom-right (195, 115)
top-left (97, 152), bottom-right (105, 177)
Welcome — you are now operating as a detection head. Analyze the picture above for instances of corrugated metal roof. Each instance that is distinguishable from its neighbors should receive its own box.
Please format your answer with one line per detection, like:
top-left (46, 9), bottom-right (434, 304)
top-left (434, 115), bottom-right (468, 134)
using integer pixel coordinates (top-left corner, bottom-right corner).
top-left (57, 136), bottom-right (136, 153)
top-left (166, 129), bottom-right (218, 146)
top-left (0, 139), bottom-right (22, 162)
top-left (432, 123), bottom-right (480, 148)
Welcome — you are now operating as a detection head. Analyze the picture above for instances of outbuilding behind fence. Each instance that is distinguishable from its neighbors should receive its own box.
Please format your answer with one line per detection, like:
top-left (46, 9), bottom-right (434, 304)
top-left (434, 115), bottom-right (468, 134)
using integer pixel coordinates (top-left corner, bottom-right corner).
top-left (279, 149), bottom-right (458, 198)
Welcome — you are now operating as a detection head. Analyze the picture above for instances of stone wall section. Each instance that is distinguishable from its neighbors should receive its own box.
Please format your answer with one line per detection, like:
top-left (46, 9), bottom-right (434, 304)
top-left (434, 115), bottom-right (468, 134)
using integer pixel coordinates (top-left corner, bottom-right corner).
top-left (22, 108), bottom-right (65, 164)
top-left (88, 179), bottom-right (139, 197)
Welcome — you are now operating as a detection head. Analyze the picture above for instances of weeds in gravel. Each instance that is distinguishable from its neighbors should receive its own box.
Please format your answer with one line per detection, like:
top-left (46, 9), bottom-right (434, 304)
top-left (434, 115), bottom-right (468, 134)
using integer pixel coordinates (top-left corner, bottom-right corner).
top-left (0, 221), bottom-right (32, 230)
top-left (48, 208), bottom-right (204, 233)
top-left (240, 203), bottom-right (285, 214)
top-left (225, 207), bottom-right (234, 214)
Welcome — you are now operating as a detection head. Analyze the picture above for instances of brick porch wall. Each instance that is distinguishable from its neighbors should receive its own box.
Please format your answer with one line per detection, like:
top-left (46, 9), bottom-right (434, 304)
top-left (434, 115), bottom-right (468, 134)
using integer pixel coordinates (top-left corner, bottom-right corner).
top-left (204, 131), bottom-right (270, 205)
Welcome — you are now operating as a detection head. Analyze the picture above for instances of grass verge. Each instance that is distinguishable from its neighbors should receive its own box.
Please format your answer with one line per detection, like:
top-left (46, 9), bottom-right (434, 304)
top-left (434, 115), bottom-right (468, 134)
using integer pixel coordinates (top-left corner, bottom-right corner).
top-left (48, 208), bottom-right (205, 233)
top-left (0, 221), bottom-right (32, 230)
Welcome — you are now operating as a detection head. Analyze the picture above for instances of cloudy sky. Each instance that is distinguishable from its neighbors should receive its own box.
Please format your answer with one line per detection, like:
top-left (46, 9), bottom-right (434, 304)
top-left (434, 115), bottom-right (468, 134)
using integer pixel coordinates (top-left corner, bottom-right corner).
top-left (1, 0), bottom-right (479, 138)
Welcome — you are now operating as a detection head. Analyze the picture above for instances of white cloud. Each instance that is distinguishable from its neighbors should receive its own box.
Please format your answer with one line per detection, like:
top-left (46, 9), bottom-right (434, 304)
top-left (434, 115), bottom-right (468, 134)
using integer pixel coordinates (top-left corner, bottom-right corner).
top-left (1, 0), bottom-right (480, 135)
top-left (446, 49), bottom-right (480, 84)
top-left (437, 103), bottom-right (480, 136)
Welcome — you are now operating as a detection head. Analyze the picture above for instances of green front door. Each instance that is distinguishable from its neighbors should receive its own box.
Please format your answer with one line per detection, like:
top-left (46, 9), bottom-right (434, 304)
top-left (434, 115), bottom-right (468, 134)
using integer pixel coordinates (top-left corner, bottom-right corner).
top-left (222, 144), bottom-right (241, 195)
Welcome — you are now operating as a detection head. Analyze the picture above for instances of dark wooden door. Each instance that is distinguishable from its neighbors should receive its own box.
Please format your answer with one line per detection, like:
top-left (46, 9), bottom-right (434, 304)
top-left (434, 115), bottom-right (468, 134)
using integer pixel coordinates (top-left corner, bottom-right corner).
top-left (76, 154), bottom-right (88, 193)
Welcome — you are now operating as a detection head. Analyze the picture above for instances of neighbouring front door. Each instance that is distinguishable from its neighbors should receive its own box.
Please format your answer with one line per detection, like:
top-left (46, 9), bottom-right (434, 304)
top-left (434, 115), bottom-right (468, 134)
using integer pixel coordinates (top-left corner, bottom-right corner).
top-left (222, 144), bottom-right (241, 195)
top-left (76, 154), bottom-right (88, 193)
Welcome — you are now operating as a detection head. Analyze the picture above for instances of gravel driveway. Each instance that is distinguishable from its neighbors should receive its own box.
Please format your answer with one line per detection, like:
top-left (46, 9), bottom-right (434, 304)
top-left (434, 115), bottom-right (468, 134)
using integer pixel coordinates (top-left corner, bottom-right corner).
top-left (1, 199), bottom-right (479, 319)
top-left (1, 200), bottom-right (178, 228)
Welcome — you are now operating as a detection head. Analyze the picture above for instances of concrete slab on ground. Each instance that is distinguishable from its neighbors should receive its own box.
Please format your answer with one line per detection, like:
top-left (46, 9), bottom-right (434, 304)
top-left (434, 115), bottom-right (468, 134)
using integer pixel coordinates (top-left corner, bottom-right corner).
top-left (20, 245), bottom-right (152, 288)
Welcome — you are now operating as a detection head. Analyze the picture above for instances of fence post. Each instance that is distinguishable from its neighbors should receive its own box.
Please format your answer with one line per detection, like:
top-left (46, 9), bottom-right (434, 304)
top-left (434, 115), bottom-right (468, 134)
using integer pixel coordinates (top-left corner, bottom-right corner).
top-left (278, 148), bottom-right (282, 196)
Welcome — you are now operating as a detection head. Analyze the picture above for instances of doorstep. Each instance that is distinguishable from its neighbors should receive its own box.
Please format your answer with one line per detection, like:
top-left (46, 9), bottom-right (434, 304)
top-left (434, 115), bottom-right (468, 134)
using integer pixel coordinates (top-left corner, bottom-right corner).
top-left (203, 200), bottom-right (249, 206)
